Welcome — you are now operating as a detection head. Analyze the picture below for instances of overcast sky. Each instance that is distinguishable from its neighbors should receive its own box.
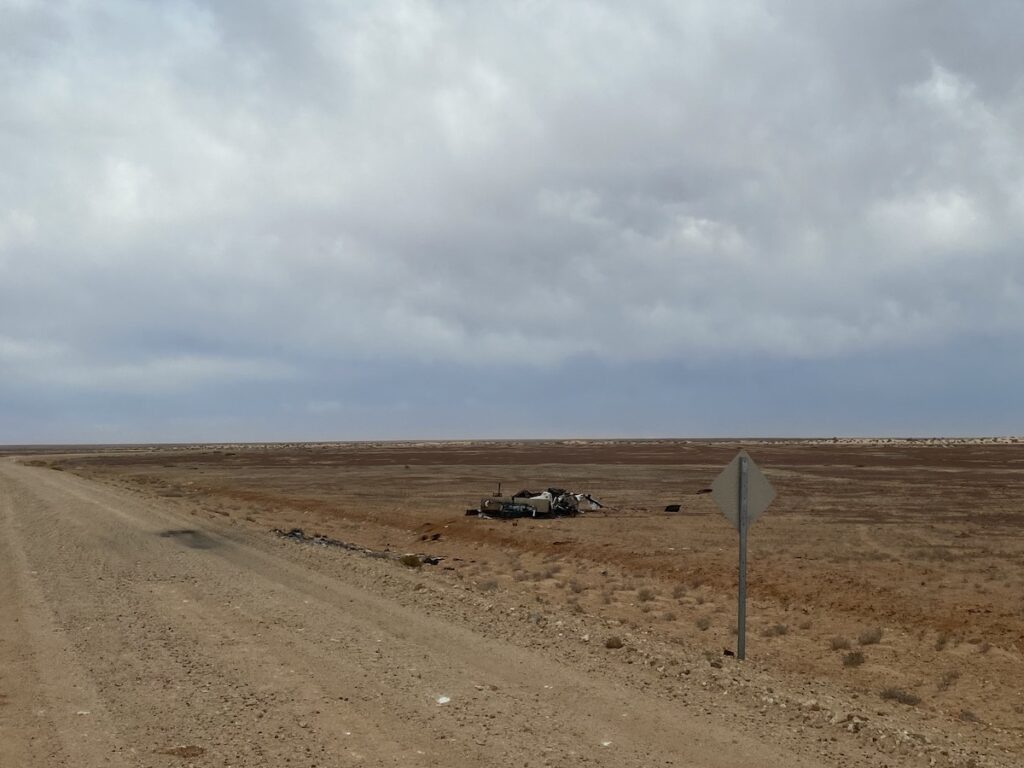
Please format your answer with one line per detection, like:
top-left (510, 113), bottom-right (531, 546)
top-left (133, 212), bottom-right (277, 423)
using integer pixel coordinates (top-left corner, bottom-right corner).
top-left (2, 1), bottom-right (1023, 443)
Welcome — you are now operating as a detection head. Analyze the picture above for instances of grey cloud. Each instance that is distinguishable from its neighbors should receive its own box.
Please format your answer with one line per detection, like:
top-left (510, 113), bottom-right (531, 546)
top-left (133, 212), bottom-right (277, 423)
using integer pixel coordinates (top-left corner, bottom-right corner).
top-left (2, 1), bottom-right (1023, 439)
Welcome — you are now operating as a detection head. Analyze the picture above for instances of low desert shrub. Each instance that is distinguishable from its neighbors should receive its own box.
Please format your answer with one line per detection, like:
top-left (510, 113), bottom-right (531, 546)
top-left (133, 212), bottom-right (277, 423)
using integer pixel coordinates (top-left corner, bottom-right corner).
top-left (858, 627), bottom-right (883, 645)
top-left (842, 651), bottom-right (865, 667)
top-left (880, 687), bottom-right (920, 706)
top-left (937, 669), bottom-right (960, 691)
top-left (830, 636), bottom-right (852, 651)
top-left (762, 623), bottom-right (789, 638)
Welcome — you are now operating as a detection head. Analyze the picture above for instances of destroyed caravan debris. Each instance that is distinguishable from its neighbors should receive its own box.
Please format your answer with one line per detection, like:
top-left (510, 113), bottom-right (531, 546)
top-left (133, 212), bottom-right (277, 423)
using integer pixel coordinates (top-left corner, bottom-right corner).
top-left (467, 487), bottom-right (603, 519)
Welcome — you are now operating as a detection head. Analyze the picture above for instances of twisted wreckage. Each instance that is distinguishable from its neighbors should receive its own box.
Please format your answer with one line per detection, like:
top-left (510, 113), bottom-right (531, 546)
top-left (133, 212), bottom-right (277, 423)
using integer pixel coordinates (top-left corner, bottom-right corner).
top-left (468, 486), bottom-right (603, 519)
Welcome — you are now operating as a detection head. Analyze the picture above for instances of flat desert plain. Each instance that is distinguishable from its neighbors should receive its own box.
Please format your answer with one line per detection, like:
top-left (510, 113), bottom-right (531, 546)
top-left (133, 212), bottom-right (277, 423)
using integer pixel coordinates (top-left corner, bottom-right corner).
top-left (2, 439), bottom-right (1022, 767)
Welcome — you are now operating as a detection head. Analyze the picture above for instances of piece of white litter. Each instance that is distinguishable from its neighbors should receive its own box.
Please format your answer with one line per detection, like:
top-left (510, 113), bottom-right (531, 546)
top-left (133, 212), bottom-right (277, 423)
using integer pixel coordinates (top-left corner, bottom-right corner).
top-left (76, 711), bottom-right (90, 716)
top-left (600, 741), bottom-right (612, 748)
top-left (436, 696), bottom-right (450, 705)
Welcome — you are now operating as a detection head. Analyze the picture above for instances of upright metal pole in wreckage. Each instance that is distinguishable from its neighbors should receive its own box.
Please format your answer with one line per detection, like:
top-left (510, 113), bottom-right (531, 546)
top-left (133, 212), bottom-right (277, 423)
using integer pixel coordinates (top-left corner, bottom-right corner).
top-left (737, 454), bottom-right (749, 661)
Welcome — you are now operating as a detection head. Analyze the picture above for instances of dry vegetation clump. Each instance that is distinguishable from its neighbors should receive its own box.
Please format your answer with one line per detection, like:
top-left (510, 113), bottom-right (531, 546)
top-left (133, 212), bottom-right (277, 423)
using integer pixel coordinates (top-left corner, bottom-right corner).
top-left (858, 627), bottom-right (884, 645)
top-left (842, 651), bottom-right (865, 667)
top-left (637, 587), bottom-right (656, 602)
top-left (880, 687), bottom-right (920, 706)
top-left (829, 636), bottom-right (851, 651)
top-left (762, 623), bottom-right (789, 637)
top-left (672, 584), bottom-right (687, 599)
top-left (604, 636), bottom-right (624, 649)
top-left (937, 669), bottom-right (960, 691)
top-left (542, 563), bottom-right (562, 579)
top-left (935, 630), bottom-right (954, 651)
top-left (477, 578), bottom-right (498, 592)
top-left (696, 616), bottom-right (711, 631)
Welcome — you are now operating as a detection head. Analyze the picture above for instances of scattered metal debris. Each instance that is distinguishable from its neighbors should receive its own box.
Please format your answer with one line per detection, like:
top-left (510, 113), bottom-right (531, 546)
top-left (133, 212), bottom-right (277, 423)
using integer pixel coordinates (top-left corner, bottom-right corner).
top-left (271, 528), bottom-right (442, 565)
top-left (468, 487), bottom-right (603, 519)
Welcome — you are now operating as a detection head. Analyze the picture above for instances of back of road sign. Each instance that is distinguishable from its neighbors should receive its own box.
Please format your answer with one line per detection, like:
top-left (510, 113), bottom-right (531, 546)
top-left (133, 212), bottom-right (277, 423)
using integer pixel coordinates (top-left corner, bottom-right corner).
top-left (710, 450), bottom-right (775, 529)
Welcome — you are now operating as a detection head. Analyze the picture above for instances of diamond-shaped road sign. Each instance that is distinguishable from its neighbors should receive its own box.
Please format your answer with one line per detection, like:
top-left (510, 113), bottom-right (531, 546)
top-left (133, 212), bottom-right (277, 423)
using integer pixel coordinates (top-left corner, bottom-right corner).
top-left (710, 450), bottom-right (776, 529)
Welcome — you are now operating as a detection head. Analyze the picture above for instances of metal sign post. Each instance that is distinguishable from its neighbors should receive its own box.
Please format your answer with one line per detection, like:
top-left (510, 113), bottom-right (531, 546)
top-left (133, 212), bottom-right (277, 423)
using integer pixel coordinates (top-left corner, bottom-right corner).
top-left (710, 450), bottom-right (775, 661)
top-left (737, 454), bottom-right (748, 659)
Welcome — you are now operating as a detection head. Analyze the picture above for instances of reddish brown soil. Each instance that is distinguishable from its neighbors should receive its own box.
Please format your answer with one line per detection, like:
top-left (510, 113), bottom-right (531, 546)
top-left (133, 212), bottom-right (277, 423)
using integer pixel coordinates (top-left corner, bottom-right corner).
top-left (42, 439), bottom-right (1024, 748)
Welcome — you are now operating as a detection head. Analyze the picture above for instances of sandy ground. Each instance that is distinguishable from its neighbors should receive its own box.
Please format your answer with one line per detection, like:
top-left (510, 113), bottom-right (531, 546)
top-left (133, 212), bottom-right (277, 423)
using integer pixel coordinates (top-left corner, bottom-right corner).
top-left (2, 439), bottom-right (1023, 766)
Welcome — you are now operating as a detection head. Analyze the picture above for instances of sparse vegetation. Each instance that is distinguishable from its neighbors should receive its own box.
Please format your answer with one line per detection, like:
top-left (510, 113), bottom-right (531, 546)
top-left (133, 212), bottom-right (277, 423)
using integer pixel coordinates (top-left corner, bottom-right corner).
top-left (762, 623), bottom-right (789, 637)
top-left (830, 636), bottom-right (851, 651)
top-left (937, 669), bottom-right (960, 691)
top-left (696, 616), bottom-right (711, 631)
top-left (477, 578), bottom-right (498, 591)
top-left (842, 651), bottom-right (865, 667)
top-left (604, 636), bottom-right (624, 649)
top-left (637, 587), bottom-right (656, 602)
top-left (858, 627), bottom-right (883, 645)
top-left (672, 584), bottom-right (687, 599)
top-left (880, 687), bottom-right (920, 705)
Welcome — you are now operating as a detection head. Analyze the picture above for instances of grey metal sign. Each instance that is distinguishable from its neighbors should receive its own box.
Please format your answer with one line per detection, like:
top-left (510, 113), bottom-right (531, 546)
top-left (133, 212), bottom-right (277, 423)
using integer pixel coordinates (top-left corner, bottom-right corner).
top-left (710, 450), bottom-right (775, 529)
top-left (709, 450), bottom-right (775, 660)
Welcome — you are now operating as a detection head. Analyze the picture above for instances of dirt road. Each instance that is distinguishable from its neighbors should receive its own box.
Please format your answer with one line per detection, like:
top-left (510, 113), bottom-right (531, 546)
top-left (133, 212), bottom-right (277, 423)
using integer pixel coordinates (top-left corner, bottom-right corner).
top-left (0, 459), bottom-right (846, 768)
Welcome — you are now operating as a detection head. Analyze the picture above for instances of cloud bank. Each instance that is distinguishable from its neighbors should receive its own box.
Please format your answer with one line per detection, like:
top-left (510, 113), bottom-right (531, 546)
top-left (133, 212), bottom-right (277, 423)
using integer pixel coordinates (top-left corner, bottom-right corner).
top-left (2, 1), bottom-right (1023, 440)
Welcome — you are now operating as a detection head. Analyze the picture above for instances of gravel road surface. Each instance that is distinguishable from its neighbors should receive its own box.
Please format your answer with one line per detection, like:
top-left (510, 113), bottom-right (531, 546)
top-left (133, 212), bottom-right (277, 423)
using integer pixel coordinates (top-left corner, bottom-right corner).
top-left (0, 459), bottom-right (832, 767)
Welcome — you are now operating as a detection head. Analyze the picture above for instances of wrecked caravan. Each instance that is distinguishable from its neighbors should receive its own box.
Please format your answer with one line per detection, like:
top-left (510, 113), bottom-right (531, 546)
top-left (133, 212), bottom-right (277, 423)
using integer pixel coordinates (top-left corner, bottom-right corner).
top-left (472, 488), bottom-right (602, 519)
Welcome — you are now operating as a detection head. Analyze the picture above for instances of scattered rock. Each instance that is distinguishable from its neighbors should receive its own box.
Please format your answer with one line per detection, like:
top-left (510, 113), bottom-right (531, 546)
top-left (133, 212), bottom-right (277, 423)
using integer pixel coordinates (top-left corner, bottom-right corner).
top-left (605, 636), bottom-right (624, 649)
